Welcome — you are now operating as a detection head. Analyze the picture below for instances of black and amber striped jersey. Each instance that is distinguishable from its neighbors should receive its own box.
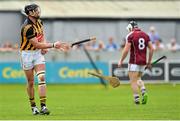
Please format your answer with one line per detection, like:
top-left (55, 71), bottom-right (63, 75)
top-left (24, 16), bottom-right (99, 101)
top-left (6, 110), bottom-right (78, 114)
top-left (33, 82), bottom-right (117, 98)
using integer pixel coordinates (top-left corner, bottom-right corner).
top-left (20, 18), bottom-right (44, 51)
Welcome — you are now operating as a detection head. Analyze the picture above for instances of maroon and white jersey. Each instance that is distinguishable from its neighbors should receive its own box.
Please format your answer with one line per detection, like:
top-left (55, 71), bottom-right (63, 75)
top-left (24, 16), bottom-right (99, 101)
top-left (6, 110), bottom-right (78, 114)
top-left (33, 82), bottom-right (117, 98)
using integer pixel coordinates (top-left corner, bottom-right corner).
top-left (126, 28), bottom-right (150, 65)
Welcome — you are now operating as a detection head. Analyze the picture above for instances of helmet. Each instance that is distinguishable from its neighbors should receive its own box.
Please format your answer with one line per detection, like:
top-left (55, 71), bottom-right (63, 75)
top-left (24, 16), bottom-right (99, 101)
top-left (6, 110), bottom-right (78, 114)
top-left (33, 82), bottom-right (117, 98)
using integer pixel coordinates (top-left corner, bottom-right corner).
top-left (24, 3), bottom-right (39, 15)
top-left (129, 21), bottom-right (138, 28)
top-left (126, 20), bottom-right (138, 32)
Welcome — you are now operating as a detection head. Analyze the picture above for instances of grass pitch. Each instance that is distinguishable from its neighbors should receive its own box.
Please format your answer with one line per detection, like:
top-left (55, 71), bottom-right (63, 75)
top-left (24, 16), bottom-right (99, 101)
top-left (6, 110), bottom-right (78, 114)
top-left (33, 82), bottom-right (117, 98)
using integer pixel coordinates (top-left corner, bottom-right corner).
top-left (0, 83), bottom-right (180, 120)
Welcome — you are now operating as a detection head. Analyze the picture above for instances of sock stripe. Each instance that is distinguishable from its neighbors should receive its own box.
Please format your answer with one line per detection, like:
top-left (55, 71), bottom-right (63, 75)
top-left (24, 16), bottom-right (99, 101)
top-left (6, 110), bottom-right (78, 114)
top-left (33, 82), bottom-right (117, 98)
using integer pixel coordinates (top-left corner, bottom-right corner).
top-left (38, 82), bottom-right (46, 85)
top-left (29, 97), bottom-right (34, 100)
top-left (40, 96), bottom-right (46, 102)
top-left (40, 98), bottom-right (46, 100)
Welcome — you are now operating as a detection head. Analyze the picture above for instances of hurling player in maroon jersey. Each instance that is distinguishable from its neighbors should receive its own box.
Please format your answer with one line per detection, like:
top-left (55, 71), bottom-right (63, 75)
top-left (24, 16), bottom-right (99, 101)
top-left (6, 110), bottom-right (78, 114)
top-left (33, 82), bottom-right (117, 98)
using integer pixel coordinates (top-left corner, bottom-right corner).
top-left (118, 21), bottom-right (154, 104)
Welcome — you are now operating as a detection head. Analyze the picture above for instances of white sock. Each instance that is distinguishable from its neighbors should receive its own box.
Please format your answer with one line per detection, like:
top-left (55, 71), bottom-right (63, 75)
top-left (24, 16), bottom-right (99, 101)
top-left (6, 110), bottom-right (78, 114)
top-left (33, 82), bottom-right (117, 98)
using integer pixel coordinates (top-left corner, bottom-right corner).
top-left (141, 88), bottom-right (146, 95)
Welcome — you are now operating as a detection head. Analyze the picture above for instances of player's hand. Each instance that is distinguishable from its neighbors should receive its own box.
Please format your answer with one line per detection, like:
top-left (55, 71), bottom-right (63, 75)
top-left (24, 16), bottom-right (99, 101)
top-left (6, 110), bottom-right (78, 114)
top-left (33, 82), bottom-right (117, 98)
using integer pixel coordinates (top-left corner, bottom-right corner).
top-left (54, 41), bottom-right (70, 52)
top-left (41, 49), bottom-right (49, 55)
top-left (145, 63), bottom-right (152, 70)
top-left (54, 41), bottom-right (61, 48)
top-left (59, 42), bottom-right (70, 52)
top-left (118, 60), bottom-right (123, 67)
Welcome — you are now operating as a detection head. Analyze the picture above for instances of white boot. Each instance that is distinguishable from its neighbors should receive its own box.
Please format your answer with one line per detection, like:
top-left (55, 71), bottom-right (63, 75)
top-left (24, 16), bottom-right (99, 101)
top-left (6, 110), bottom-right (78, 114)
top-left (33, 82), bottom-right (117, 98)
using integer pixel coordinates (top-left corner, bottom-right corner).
top-left (32, 106), bottom-right (39, 115)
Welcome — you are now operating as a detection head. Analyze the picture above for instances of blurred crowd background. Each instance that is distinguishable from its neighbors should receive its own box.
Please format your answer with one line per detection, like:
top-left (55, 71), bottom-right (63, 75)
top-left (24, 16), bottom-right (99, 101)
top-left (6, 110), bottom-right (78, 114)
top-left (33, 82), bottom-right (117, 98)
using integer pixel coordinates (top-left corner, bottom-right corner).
top-left (0, 0), bottom-right (180, 83)
top-left (0, 0), bottom-right (180, 53)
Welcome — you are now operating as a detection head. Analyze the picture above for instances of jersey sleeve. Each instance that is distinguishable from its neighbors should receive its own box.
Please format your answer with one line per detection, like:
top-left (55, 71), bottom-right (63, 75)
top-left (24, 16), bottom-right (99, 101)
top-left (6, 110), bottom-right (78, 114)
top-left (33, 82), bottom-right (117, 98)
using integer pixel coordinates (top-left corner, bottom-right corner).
top-left (126, 33), bottom-right (133, 44)
top-left (26, 26), bottom-right (36, 40)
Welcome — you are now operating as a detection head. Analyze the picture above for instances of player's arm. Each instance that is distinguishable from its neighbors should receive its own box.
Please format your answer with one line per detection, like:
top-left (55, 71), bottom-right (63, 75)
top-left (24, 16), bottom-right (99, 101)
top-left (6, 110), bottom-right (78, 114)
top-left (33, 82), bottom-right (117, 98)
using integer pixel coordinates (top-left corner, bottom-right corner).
top-left (26, 26), bottom-right (69, 50)
top-left (147, 41), bottom-right (154, 68)
top-left (29, 37), bottom-right (70, 50)
top-left (120, 42), bottom-right (131, 62)
top-left (118, 42), bottom-right (131, 67)
top-left (41, 34), bottom-right (46, 43)
top-left (29, 37), bottom-right (54, 49)
top-left (40, 30), bottom-right (50, 54)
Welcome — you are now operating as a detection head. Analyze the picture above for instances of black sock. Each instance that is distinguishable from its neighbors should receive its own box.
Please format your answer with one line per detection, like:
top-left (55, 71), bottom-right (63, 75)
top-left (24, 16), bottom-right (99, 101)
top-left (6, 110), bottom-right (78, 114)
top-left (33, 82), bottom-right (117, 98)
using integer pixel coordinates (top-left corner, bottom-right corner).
top-left (29, 97), bottom-right (36, 107)
top-left (41, 103), bottom-right (46, 108)
top-left (40, 96), bottom-right (46, 108)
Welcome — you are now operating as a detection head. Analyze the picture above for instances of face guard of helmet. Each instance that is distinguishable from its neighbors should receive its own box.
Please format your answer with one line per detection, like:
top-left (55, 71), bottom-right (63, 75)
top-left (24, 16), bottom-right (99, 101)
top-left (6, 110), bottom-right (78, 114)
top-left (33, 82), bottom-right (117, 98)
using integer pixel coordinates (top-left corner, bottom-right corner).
top-left (24, 4), bottom-right (41, 19)
top-left (126, 21), bottom-right (138, 32)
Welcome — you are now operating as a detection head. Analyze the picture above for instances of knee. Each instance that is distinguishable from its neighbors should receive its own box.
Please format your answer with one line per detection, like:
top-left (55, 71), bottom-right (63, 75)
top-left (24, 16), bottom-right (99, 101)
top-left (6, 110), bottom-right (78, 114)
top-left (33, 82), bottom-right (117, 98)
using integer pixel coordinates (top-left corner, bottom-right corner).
top-left (130, 79), bottom-right (137, 84)
top-left (39, 75), bottom-right (45, 82)
top-left (38, 75), bottom-right (46, 85)
top-left (130, 80), bottom-right (138, 87)
top-left (36, 71), bottom-right (46, 85)
top-left (137, 80), bottom-right (144, 86)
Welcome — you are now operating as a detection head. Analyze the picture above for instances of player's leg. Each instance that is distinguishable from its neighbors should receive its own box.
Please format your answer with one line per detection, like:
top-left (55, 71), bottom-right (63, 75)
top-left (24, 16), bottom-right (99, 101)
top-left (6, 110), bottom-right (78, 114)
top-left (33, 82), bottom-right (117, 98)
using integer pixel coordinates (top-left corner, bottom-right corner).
top-left (24, 69), bottom-right (39, 115)
top-left (20, 51), bottom-right (39, 115)
top-left (34, 63), bottom-right (50, 115)
top-left (137, 73), bottom-right (146, 96)
top-left (128, 71), bottom-right (140, 104)
top-left (33, 50), bottom-right (50, 115)
top-left (137, 72), bottom-right (148, 104)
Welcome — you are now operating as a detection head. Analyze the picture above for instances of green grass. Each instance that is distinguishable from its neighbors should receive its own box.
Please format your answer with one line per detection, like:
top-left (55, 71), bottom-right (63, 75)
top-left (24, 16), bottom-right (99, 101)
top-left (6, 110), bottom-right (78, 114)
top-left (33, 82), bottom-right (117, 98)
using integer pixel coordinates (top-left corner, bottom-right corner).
top-left (0, 83), bottom-right (180, 120)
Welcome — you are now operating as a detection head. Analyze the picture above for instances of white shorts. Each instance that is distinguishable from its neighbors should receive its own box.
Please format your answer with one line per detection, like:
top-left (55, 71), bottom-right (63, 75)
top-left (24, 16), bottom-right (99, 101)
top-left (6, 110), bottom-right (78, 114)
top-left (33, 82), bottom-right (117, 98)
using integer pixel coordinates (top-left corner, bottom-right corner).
top-left (128, 64), bottom-right (145, 73)
top-left (19, 50), bottom-right (45, 70)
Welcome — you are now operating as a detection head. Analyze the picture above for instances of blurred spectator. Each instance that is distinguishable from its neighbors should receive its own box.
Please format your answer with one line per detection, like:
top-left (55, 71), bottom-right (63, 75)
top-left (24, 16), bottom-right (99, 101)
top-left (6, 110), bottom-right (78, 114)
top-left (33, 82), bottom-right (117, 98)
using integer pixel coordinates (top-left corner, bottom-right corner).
top-left (96, 40), bottom-right (105, 51)
top-left (119, 37), bottom-right (126, 50)
top-left (0, 41), bottom-right (19, 52)
top-left (148, 26), bottom-right (160, 44)
top-left (153, 39), bottom-right (165, 51)
top-left (84, 39), bottom-right (100, 51)
top-left (0, 41), bottom-right (14, 52)
top-left (0, 44), bottom-right (3, 51)
top-left (84, 41), bottom-right (93, 50)
top-left (105, 37), bottom-right (118, 51)
top-left (91, 39), bottom-right (99, 50)
top-left (166, 38), bottom-right (180, 52)
top-left (13, 43), bottom-right (19, 50)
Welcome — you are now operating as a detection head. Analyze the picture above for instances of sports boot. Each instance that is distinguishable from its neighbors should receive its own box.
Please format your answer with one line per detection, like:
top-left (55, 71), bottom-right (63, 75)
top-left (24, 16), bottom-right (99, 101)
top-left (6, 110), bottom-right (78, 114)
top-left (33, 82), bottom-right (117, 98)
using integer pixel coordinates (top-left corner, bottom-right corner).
top-left (32, 106), bottom-right (39, 115)
top-left (142, 92), bottom-right (148, 104)
top-left (40, 106), bottom-right (50, 115)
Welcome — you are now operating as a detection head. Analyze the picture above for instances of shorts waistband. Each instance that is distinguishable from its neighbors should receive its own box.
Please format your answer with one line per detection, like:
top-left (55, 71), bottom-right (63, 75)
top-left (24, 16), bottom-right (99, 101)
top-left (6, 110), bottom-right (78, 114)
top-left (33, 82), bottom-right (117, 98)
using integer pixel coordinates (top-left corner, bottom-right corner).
top-left (19, 49), bottom-right (41, 54)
